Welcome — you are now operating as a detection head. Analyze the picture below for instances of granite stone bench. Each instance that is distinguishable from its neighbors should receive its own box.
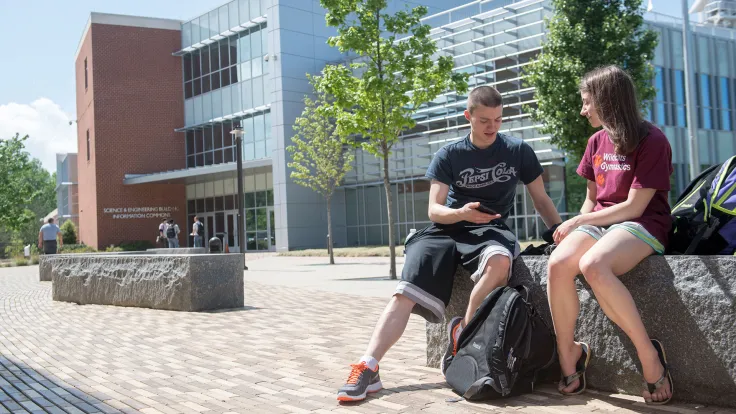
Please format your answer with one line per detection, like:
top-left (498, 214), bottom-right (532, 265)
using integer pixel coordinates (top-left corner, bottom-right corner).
top-left (40, 253), bottom-right (244, 312)
top-left (146, 248), bottom-right (208, 254)
top-left (426, 255), bottom-right (736, 408)
top-left (39, 248), bottom-right (209, 281)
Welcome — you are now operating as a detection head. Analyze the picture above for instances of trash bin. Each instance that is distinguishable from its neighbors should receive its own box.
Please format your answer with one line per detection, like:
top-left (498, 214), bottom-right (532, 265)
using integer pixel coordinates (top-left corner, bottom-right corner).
top-left (209, 237), bottom-right (222, 253)
top-left (23, 245), bottom-right (31, 258)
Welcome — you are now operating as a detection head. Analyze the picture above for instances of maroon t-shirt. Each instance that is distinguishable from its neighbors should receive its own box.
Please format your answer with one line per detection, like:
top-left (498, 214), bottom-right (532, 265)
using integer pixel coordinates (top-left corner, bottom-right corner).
top-left (576, 124), bottom-right (673, 247)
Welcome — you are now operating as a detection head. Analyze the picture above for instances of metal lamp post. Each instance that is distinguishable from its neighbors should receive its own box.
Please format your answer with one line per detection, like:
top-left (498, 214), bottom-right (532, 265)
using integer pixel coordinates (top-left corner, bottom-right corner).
top-left (682, 0), bottom-right (701, 180)
top-left (230, 124), bottom-right (248, 270)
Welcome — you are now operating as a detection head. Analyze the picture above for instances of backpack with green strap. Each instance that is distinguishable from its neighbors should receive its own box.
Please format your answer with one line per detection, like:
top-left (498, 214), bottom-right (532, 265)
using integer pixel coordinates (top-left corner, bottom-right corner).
top-left (668, 155), bottom-right (736, 255)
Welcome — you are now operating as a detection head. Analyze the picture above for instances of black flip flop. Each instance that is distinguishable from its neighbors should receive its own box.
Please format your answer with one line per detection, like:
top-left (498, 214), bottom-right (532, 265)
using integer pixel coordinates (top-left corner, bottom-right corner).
top-left (559, 342), bottom-right (591, 396)
top-left (643, 339), bottom-right (674, 405)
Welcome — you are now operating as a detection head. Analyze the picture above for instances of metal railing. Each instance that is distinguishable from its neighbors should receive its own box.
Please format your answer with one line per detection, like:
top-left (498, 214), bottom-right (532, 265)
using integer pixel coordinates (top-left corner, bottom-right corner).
top-left (704, 0), bottom-right (736, 27)
top-left (645, 10), bottom-right (736, 39)
top-left (421, 0), bottom-right (544, 28)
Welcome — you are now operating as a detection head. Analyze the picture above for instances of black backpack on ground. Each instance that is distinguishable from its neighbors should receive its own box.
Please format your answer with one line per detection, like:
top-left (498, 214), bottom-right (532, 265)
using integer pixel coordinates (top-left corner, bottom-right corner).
top-left (668, 155), bottom-right (736, 255)
top-left (166, 225), bottom-right (176, 239)
top-left (444, 285), bottom-right (557, 401)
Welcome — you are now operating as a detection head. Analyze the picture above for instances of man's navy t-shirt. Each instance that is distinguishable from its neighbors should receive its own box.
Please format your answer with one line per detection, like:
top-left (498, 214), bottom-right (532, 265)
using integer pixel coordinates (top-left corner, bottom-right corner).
top-left (425, 133), bottom-right (544, 220)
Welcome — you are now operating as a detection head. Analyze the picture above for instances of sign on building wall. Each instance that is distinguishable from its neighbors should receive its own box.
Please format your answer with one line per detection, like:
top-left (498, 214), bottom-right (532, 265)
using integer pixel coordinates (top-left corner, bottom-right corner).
top-left (103, 206), bottom-right (180, 219)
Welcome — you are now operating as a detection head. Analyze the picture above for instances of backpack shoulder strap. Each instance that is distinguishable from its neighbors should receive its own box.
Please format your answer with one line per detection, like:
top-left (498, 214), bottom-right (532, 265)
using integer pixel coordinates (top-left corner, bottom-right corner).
top-left (709, 156), bottom-right (736, 217)
top-left (463, 377), bottom-right (500, 399)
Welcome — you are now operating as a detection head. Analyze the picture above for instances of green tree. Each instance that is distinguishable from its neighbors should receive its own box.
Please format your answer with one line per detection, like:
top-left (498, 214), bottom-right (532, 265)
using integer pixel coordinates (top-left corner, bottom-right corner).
top-left (60, 220), bottom-right (78, 245)
top-left (525, 0), bottom-right (658, 163)
top-left (564, 155), bottom-right (588, 213)
top-left (14, 161), bottom-right (57, 245)
top-left (318, 0), bottom-right (469, 278)
top-left (0, 134), bottom-right (41, 233)
top-left (288, 78), bottom-right (354, 265)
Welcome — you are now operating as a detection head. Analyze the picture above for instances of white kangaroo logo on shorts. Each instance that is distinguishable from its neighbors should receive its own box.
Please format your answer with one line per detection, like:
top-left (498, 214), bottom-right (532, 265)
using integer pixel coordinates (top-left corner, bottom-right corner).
top-left (456, 164), bottom-right (517, 189)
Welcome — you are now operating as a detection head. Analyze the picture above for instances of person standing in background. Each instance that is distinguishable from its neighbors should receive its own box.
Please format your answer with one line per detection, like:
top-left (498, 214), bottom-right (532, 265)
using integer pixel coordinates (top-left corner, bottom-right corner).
top-left (166, 219), bottom-right (181, 248)
top-left (192, 216), bottom-right (204, 247)
top-left (157, 219), bottom-right (168, 247)
top-left (38, 218), bottom-right (63, 254)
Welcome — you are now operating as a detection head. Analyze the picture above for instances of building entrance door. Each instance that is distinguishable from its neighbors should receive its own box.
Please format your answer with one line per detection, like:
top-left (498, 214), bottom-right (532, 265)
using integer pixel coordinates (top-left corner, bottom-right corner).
top-left (225, 211), bottom-right (239, 253)
top-left (267, 207), bottom-right (275, 251)
top-left (197, 212), bottom-right (240, 252)
top-left (199, 213), bottom-right (214, 248)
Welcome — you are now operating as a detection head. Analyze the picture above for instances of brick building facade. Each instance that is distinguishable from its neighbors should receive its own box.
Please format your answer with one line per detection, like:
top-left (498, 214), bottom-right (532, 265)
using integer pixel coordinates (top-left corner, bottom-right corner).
top-left (74, 14), bottom-right (187, 249)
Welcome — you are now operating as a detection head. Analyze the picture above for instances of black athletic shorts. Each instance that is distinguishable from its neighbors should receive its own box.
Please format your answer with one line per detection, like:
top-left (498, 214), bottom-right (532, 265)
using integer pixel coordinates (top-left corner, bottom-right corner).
top-left (396, 221), bottom-right (520, 323)
top-left (43, 240), bottom-right (58, 255)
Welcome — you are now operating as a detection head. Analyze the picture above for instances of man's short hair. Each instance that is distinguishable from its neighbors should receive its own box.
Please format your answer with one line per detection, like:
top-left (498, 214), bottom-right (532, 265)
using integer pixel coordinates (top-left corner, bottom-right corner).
top-left (48, 218), bottom-right (54, 224)
top-left (467, 86), bottom-right (503, 113)
top-left (168, 219), bottom-right (174, 224)
top-left (194, 215), bottom-right (198, 220)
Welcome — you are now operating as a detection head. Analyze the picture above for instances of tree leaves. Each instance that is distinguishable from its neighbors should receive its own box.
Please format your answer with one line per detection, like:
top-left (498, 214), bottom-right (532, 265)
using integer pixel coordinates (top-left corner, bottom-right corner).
top-left (287, 75), bottom-right (354, 202)
top-left (316, 0), bottom-right (468, 277)
top-left (0, 134), bottom-right (42, 233)
top-left (525, 0), bottom-right (658, 161)
top-left (316, 0), bottom-right (468, 158)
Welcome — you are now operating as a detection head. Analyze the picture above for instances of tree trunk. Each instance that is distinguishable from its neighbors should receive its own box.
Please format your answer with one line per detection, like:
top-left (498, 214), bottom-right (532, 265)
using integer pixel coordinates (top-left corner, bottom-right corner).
top-left (327, 197), bottom-right (335, 265)
top-left (383, 150), bottom-right (396, 279)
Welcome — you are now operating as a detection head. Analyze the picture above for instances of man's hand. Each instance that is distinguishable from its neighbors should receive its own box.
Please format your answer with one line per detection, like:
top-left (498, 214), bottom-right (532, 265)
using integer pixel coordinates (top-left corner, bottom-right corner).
top-left (553, 216), bottom-right (583, 244)
top-left (456, 202), bottom-right (501, 224)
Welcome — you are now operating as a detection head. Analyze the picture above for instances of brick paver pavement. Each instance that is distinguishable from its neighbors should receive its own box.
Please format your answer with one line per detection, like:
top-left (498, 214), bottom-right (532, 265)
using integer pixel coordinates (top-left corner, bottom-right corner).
top-left (0, 260), bottom-right (733, 414)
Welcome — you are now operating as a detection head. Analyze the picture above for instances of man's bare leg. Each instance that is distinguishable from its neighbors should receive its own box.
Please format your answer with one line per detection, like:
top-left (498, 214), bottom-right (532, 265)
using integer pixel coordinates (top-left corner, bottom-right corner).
top-left (440, 254), bottom-right (511, 376)
top-left (364, 294), bottom-right (416, 361)
top-left (337, 293), bottom-right (416, 402)
top-left (464, 255), bottom-right (511, 326)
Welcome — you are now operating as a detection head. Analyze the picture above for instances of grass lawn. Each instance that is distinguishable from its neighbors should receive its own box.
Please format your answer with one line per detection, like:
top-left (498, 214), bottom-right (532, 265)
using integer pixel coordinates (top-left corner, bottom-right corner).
top-left (278, 240), bottom-right (542, 257)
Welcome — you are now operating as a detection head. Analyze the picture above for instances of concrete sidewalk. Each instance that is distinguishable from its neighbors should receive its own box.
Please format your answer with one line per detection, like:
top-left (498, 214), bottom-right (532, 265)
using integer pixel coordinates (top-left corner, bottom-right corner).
top-left (243, 256), bottom-right (404, 298)
top-left (0, 260), bottom-right (732, 413)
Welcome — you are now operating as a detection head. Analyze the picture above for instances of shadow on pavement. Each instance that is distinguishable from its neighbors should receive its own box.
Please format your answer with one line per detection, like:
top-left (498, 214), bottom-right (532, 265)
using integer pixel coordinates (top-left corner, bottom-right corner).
top-left (205, 305), bottom-right (260, 313)
top-left (340, 380), bottom-right (677, 413)
top-left (0, 355), bottom-right (114, 412)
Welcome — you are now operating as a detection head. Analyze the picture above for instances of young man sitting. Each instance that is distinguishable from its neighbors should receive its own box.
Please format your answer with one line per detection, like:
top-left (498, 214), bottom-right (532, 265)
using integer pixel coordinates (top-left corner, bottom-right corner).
top-left (337, 86), bottom-right (563, 402)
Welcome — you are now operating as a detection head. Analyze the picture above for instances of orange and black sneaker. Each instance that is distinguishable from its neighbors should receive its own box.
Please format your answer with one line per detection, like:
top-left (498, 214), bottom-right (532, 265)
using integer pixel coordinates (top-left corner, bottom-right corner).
top-left (441, 316), bottom-right (463, 377)
top-left (336, 362), bottom-right (382, 402)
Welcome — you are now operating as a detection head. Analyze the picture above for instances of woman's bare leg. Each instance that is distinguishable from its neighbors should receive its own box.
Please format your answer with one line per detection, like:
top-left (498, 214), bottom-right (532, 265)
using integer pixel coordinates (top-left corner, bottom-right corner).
top-left (547, 231), bottom-right (597, 393)
top-left (579, 229), bottom-right (672, 403)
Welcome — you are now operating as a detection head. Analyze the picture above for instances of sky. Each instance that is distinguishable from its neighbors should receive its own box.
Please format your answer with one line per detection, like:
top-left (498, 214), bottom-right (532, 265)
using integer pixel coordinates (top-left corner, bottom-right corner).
top-left (0, 0), bottom-right (691, 172)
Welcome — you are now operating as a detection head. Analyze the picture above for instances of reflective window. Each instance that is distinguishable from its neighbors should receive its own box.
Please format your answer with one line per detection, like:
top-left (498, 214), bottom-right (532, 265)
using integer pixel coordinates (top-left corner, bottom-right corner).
top-left (254, 114), bottom-right (265, 143)
top-left (674, 70), bottom-right (686, 127)
top-left (182, 23), bottom-right (266, 101)
top-left (655, 67), bottom-right (666, 125)
top-left (720, 77), bottom-right (732, 131)
top-left (700, 74), bottom-right (713, 129)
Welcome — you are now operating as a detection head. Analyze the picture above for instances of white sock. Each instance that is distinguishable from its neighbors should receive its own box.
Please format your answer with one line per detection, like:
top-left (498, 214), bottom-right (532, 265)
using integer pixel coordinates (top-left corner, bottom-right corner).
top-left (359, 355), bottom-right (378, 371)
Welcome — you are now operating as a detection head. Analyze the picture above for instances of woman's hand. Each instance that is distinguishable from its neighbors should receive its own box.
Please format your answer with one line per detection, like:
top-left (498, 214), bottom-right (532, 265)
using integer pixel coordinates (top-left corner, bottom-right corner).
top-left (553, 216), bottom-right (583, 244)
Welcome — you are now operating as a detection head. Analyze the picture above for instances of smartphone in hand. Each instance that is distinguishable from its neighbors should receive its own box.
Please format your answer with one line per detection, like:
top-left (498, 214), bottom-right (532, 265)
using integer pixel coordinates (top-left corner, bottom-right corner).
top-left (476, 204), bottom-right (499, 215)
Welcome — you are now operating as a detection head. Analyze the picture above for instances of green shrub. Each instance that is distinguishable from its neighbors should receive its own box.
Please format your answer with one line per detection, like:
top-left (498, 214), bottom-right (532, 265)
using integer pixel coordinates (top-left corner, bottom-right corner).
top-left (105, 245), bottom-right (124, 252)
top-left (58, 244), bottom-right (96, 254)
top-left (13, 258), bottom-right (29, 266)
top-left (4, 240), bottom-right (39, 260)
top-left (117, 240), bottom-right (154, 251)
top-left (30, 256), bottom-right (39, 265)
top-left (4, 241), bottom-right (25, 258)
top-left (60, 221), bottom-right (78, 245)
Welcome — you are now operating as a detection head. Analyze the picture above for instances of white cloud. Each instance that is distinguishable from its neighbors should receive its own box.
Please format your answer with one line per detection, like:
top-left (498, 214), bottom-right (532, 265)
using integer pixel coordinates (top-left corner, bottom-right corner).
top-left (0, 99), bottom-right (77, 172)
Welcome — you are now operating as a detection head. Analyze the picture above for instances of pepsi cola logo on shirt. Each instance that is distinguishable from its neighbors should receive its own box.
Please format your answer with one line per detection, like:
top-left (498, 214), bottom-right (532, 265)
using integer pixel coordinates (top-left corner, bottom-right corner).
top-left (456, 163), bottom-right (518, 189)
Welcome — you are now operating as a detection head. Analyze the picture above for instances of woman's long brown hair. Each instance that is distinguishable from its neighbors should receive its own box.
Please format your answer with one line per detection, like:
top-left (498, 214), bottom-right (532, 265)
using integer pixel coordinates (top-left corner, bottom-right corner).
top-left (580, 65), bottom-right (645, 155)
